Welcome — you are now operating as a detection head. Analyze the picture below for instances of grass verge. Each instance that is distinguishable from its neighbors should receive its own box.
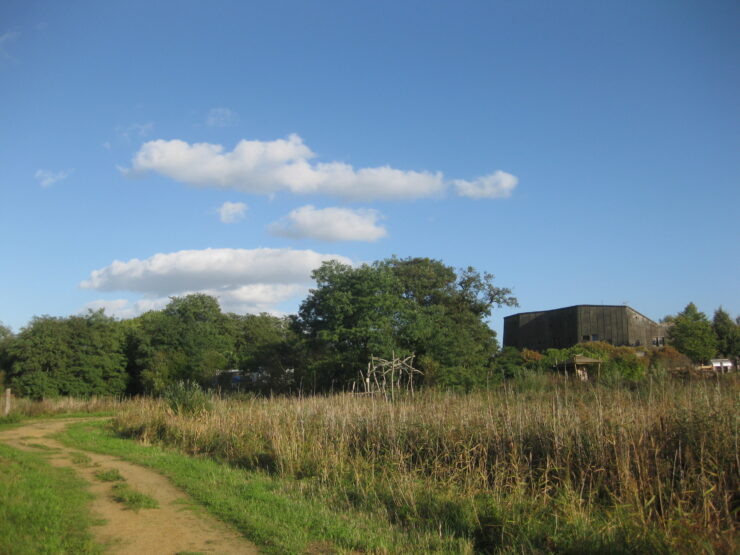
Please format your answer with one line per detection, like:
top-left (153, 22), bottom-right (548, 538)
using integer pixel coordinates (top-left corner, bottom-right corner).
top-left (110, 483), bottom-right (159, 511)
top-left (95, 468), bottom-right (125, 482)
top-left (58, 419), bottom-right (466, 554)
top-left (0, 442), bottom-right (101, 554)
top-left (70, 451), bottom-right (93, 465)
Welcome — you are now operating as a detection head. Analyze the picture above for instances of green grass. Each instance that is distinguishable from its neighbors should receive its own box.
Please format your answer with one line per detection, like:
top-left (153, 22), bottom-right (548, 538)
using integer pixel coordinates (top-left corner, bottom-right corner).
top-left (110, 483), bottom-right (159, 511)
top-left (0, 413), bottom-right (22, 425)
top-left (59, 420), bottom-right (465, 554)
top-left (24, 442), bottom-right (59, 451)
top-left (70, 451), bottom-right (93, 465)
top-left (94, 468), bottom-right (124, 482)
top-left (0, 442), bottom-right (102, 554)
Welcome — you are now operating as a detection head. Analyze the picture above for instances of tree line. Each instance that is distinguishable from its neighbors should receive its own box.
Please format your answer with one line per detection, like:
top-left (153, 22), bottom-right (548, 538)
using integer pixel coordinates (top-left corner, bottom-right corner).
top-left (0, 257), bottom-right (518, 398)
top-left (0, 257), bottom-right (737, 399)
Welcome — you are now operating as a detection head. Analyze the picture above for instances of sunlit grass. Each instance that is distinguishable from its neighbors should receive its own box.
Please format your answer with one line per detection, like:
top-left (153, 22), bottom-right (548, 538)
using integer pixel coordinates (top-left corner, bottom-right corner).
top-left (110, 483), bottom-right (159, 511)
top-left (0, 443), bottom-right (101, 554)
top-left (110, 376), bottom-right (739, 553)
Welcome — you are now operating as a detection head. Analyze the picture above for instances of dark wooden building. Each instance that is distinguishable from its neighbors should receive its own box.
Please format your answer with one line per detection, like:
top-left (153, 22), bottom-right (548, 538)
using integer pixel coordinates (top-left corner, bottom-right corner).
top-left (503, 305), bottom-right (668, 351)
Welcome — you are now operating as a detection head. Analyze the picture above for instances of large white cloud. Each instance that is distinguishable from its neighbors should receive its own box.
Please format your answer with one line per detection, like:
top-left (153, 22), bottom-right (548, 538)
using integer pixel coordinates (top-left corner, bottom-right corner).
top-left (269, 205), bottom-right (387, 242)
top-left (81, 247), bottom-right (352, 295)
top-left (81, 283), bottom-right (303, 319)
top-left (453, 171), bottom-right (518, 199)
top-left (124, 134), bottom-right (445, 201)
top-left (81, 248), bottom-right (352, 317)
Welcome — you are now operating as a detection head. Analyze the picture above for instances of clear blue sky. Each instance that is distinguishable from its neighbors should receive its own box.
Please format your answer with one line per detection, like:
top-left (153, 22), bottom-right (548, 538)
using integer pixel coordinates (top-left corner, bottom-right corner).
top-left (2, 0), bottom-right (738, 339)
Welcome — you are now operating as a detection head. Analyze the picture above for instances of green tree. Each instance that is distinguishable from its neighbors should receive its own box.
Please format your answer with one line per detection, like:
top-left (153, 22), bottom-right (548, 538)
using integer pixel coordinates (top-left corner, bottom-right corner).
top-left (127, 294), bottom-right (234, 393)
top-left (668, 303), bottom-right (716, 364)
top-left (712, 307), bottom-right (740, 359)
top-left (297, 260), bottom-right (406, 389)
top-left (6, 311), bottom-right (127, 399)
top-left (227, 313), bottom-right (305, 393)
top-left (0, 322), bottom-right (14, 389)
top-left (385, 257), bottom-right (517, 387)
top-left (296, 257), bottom-right (517, 390)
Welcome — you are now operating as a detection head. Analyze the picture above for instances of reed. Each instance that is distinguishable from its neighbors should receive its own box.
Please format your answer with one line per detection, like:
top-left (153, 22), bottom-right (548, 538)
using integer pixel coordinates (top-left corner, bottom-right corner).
top-left (11, 395), bottom-right (122, 417)
top-left (113, 376), bottom-right (739, 552)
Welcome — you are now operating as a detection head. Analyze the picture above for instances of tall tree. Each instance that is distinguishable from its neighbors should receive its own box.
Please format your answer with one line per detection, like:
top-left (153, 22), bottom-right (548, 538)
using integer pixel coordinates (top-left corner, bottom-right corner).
top-left (668, 303), bottom-right (716, 364)
top-left (127, 294), bottom-right (234, 393)
top-left (712, 307), bottom-right (740, 359)
top-left (0, 322), bottom-right (14, 388)
top-left (297, 257), bottom-right (517, 390)
top-left (6, 311), bottom-right (127, 399)
top-left (297, 260), bottom-right (406, 389)
top-left (226, 313), bottom-right (306, 392)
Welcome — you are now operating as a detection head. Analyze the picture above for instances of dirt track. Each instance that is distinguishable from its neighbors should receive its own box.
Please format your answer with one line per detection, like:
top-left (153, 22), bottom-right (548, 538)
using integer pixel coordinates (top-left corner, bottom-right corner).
top-left (0, 419), bottom-right (259, 554)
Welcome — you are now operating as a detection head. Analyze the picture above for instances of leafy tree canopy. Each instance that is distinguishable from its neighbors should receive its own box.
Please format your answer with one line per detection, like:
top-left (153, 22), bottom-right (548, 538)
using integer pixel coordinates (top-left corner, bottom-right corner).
top-left (712, 307), bottom-right (740, 359)
top-left (5, 310), bottom-right (127, 399)
top-left (297, 257), bottom-right (517, 390)
top-left (668, 303), bottom-right (716, 364)
top-left (127, 294), bottom-right (234, 393)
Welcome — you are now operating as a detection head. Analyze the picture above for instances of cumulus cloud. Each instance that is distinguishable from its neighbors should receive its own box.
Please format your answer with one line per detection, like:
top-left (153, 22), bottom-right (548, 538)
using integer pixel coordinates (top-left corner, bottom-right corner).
top-left (206, 107), bottom-right (239, 127)
top-left (218, 201), bottom-right (247, 223)
top-left (123, 134), bottom-right (445, 201)
top-left (81, 298), bottom-right (169, 319)
top-left (81, 284), bottom-right (301, 319)
top-left (35, 168), bottom-right (72, 187)
top-left (80, 248), bottom-right (351, 317)
top-left (80, 247), bottom-right (352, 318)
top-left (453, 170), bottom-right (518, 199)
top-left (269, 205), bottom-right (387, 242)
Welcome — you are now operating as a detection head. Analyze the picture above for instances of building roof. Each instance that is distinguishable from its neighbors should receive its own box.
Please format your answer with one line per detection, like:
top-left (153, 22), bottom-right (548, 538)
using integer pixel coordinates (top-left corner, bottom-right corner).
top-left (504, 304), bottom-right (661, 326)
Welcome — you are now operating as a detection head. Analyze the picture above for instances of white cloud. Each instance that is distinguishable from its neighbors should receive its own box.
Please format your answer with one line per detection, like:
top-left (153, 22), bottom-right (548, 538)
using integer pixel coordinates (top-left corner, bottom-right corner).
top-left (81, 247), bottom-right (351, 295)
top-left (269, 205), bottom-right (387, 242)
top-left (80, 247), bottom-right (351, 317)
top-left (453, 171), bottom-right (518, 199)
top-left (81, 298), bottom-right (169, 319)
top-left (189, 284), bottom-right (304, 314)
top-left (35, 168), bottom-right (72, 187)
top-left (124, 134), bottom-right (445, 201)
top-left (206, 107), bottom-right (239, 127)
top-left (218, 201), bottom-right (247, 223)
top-left (81, 284), bottom-right (299, 319)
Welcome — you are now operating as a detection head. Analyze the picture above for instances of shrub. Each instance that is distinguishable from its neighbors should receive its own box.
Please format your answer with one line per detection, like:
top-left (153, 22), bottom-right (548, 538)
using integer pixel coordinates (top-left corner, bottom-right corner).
top-left (162, 381), bottom-right (213, 415)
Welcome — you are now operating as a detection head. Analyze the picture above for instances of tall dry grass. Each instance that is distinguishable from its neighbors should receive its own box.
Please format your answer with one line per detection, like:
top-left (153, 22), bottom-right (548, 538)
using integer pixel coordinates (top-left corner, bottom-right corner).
top-left (113, 377), bottom-right (739, 552)
top-left (9, 395), bottom-right (123, 417)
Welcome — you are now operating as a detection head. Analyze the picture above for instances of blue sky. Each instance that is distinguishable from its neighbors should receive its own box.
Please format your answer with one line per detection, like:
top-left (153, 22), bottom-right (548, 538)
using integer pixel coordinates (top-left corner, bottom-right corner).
top-left (1, 0), bottom-right (738, 338)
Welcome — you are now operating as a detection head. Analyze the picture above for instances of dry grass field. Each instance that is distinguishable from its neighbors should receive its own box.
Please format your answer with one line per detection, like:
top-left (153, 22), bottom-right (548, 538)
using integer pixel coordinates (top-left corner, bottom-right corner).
top-left (111, 376), bottom-right (739, 553)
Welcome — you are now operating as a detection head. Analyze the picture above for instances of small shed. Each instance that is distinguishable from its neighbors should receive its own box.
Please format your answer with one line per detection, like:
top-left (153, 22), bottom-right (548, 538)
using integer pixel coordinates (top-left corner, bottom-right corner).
top-left (556, 355), bottom-right (603, 381)
top-left (710, 359), bottom-right (734, 373)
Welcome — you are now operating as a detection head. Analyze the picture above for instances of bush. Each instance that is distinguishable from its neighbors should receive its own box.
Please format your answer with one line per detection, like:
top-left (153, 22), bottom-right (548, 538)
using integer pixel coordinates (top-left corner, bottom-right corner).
top-left (162, 381), bottom-right (213, 415)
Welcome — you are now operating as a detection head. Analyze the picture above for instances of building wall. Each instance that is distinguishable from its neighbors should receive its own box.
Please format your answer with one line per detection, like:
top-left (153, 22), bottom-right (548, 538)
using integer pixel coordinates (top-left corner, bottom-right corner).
top-left (504, 306), bottom-right (579, 350)
top-left (504, 305), bottom-right (667, 351)
top-left (625, 308), bottom-right (668, 346)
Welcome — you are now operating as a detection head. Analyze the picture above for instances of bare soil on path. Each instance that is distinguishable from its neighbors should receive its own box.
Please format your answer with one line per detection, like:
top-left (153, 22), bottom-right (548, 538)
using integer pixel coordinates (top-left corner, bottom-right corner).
top-left (0, 419), bottom-right (260, 555)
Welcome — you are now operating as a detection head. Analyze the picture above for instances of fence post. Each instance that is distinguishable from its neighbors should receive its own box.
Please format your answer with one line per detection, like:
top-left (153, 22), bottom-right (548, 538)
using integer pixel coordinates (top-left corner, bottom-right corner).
top-left (3, 388), bottom-right (10, 416)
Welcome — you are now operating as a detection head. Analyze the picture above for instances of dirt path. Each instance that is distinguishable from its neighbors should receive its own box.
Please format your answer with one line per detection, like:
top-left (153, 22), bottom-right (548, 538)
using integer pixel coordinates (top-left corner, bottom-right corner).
top-left (0, 419), bottom-right (260, 555)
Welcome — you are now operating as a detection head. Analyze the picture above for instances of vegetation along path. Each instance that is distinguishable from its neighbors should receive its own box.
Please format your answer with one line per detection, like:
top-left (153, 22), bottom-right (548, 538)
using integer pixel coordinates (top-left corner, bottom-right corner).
top-left (0, 418), bottom-right (259, 555)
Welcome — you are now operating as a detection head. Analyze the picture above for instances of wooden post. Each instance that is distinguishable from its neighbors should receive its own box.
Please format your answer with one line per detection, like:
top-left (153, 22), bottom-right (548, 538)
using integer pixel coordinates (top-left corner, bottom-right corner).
top-left (3, 388), bottom-right (10, 416)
